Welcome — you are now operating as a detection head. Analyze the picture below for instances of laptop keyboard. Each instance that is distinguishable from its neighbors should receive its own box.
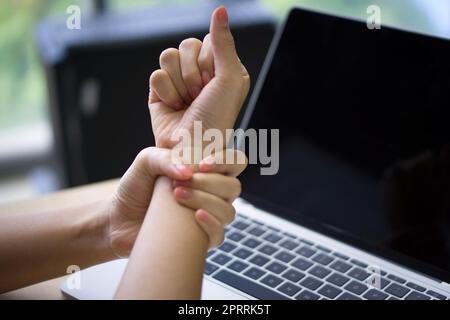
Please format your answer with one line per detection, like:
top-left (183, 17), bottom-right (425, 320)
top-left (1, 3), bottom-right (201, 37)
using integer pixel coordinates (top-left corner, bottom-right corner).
top-left (205, 213), bottom-right (448, 300)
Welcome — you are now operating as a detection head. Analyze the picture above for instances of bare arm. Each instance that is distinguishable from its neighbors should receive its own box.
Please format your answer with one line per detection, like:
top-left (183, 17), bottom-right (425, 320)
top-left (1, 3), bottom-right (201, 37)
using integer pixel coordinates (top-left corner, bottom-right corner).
top-left (115, 176), bottom-right (208, 299)
top-left (0, 200), bottom-right (114, 293)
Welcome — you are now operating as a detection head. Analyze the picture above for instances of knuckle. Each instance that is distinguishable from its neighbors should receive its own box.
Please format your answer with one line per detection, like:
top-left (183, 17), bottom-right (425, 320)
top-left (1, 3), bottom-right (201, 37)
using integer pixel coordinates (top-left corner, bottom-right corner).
top-left (149, 69), bottom-right (167, 86)
top-left (179, 37), bottom-right (202, 50)
top-left (159, 48), bottom-right (179, 66)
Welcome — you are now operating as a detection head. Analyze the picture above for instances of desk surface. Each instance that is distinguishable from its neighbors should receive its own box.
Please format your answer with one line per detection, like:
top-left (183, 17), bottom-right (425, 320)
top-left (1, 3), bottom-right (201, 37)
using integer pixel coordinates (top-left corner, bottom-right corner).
top-left (0, 179), bottom-right (119, 300)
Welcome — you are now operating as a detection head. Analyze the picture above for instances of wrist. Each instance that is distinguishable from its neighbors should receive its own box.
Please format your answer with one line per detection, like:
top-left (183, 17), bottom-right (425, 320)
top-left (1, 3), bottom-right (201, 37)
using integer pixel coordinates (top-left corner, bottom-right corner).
top-left (76, 199), bottom-right (117, 263)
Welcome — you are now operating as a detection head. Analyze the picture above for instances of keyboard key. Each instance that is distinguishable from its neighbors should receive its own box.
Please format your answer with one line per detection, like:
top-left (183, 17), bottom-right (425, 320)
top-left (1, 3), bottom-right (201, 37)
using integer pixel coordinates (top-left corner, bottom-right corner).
top-left (267, 226), bottom-right (280, 232)
top-left (349, 259), bottom-right (368, 268)
top-left (251, 219), bottom-right (264, 226)
top-left (232, 220), bottom-right (250, 230)
top-left (283, 232), bottom-right (297, 239)
top-left (212, 253), bottom-right (232, 265)
top-left (426, 290), bottom-right (446, 300)
top-left (207, 250), bottom-right (216, 258)
top-left (282, 269), bottom-right (305, 283)
top-left (318, 284), bottom-right (342, 299)
top-left (258, 244), bottom-right (278, 256)
top-left (278, 282), bottom-right (301, 297)
top-left (296, 246), bottom-right (316, 258)
top-left (280, 239), bottom-right (299, 250)
top-left (316, 245), bottom-right (332, 253)
top-left (233, 248), bottom-right (252, 259)
top-left (243, 238), bottom-right (262, 249)
top-left (261, 274), bottom-right (284, 288)
top-left (326, 273), bottom-right (350, 287)
top-left (295, 290), bottom-right (320, 300)
top-left (329, 260), bottom-right (352, 273)
top-left (264, 233), bottom-right (282, 243)
top-left (291, 258), bottom-right (313, 271)
top-left (312, 253), bottom-right (334, 266)
top-left (218, 241), bottom-right (237, 253)
top-left (228, 260), bottom-right (249, 273)
top-left (344, 281), bottom-right (368, 295)
top-left (406, 282), bottom-right (426, 292)
top-left (363, 289), bottom-right (388, 300)
top-left (266, 261), bottom-right (288, 274)
top-left (248, 227), bottom-right (266, 237)
top-left (274, 251), bottom-right (295, 263)
top-left (385, 283), bottom-right (410, 298)
top-left (388, 297), bottom-right (399, 300)
top-left (214, 270), bottom-right (288, 300)
top-left (300, 276), bottom-right (323, 290)
top-left (236, 213), bottom-right (248, 219)
top-left (380, 278), bottom-right (390, 289)
top-left (405, 292), bottom-right (431, 300)
top-left (244, 267), bottom-right (266, 280)
top-left (249, 254), bottom-right (270, 267)
top-left (299, 239), bottom-right (314, 246)
top-left (332, 252), bottom-right (350, 260)
top-left (338, 292), bottom-right (361, 300)
top-left (204, 262), bottom-right (219, 275)
top-left (387, 274), bottom-right (406, 284)
top-left (348, 267), bottom-right (370, 281)
top-left (228, 231), bottom-right (245, 242)
top-left (308, 265), bottom-right (331, 279)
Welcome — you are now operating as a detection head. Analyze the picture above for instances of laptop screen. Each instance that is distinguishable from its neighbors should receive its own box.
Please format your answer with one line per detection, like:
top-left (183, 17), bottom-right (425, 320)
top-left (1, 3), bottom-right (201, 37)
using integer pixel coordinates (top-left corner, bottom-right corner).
top-left (239, 8), bottom-right (450, 282)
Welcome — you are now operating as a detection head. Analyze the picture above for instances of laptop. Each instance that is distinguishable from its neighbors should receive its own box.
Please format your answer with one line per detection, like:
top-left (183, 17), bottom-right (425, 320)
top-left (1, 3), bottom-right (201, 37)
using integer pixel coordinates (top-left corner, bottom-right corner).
top-left (61, 7), bottom-right (450, 300)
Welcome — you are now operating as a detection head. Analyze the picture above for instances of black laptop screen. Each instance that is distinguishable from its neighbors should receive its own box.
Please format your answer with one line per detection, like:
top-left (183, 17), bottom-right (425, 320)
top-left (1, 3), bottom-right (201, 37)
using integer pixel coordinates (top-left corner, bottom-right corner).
top-left (240, 8), bottom-right (450, 282)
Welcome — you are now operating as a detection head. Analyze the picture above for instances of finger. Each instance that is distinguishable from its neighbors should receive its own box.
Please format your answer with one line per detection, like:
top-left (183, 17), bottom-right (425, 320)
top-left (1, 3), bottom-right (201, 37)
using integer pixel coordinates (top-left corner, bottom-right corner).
top-left (159, 48), bottom-right (192, 106)
top-left (179, 38), bottom-right (203, 100)
top-left (135, 147), bottom-right (194, 181)
top-left (198, 34), bottom-right (214, 86)
top-left (149, 69), bottom-right (184, 110)
top-left (199, 149), bottom-right (248, 177)
top-left (173, 173), bottom-right (241, 202)
top-left (209, 6), bottom-right (241, 77)
top-left (195, 210), bottom-right (225, 249)
top-left (174, 187), bottom-right (236, 225)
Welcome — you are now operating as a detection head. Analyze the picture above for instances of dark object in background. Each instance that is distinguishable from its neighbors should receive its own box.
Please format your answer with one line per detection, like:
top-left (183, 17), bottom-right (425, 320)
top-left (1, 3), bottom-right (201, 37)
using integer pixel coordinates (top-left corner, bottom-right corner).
top-left (37, 0), bottom-right (275, 187)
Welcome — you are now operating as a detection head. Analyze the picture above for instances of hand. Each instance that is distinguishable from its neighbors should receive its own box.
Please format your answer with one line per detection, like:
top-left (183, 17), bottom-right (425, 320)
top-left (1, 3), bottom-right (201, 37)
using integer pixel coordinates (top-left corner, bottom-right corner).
top-left (107, 147), bottom-right (246, 257)
top-left (173, 149), bottom-right (247, 248)
top-left (149, 6), bottom-right (250, 149)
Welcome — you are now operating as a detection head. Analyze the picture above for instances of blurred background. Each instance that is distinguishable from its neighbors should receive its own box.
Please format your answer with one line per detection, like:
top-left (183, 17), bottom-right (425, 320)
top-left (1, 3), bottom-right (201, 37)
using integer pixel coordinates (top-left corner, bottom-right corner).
top-left (0, 0), bottom-right (449, 204)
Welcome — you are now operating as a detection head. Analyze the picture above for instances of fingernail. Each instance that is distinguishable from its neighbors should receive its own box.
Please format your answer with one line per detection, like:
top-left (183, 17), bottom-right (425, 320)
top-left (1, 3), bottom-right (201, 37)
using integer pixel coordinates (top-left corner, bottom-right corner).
top-left (196, 209), bottom-right (209, 222)
top-left (201, 70), bottom-right (211, 86)
top-left (173, 180), bottom-right (188, 188)
top-left (190, 86), bottom-right (201, 99)
top-left (199, 157), bottom-right (216, 172)
top-left (217, 6), bottom-right (228, 27)
top-left (175, 164), bottom-right (193, 177)
top-left (175, 187), bottom-right (191, 199)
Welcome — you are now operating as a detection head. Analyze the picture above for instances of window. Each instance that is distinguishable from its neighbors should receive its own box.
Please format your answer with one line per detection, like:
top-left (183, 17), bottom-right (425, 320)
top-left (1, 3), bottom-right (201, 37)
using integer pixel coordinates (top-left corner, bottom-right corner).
top-left (0, 0), bottom-right (448, 203)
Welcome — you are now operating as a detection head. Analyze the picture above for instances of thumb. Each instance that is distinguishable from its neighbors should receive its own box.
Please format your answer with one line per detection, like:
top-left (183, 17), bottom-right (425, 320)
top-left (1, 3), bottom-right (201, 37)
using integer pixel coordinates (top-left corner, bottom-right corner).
top-left (209, 6), bottom-right (241, 77)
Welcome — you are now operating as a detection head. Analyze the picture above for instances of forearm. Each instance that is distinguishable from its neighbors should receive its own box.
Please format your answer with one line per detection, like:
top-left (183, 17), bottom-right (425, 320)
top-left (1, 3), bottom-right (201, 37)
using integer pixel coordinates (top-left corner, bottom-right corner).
top-left (115, 176), bottom-right (209, 299)
top-left (0, 199), bottom-right (115, 293)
